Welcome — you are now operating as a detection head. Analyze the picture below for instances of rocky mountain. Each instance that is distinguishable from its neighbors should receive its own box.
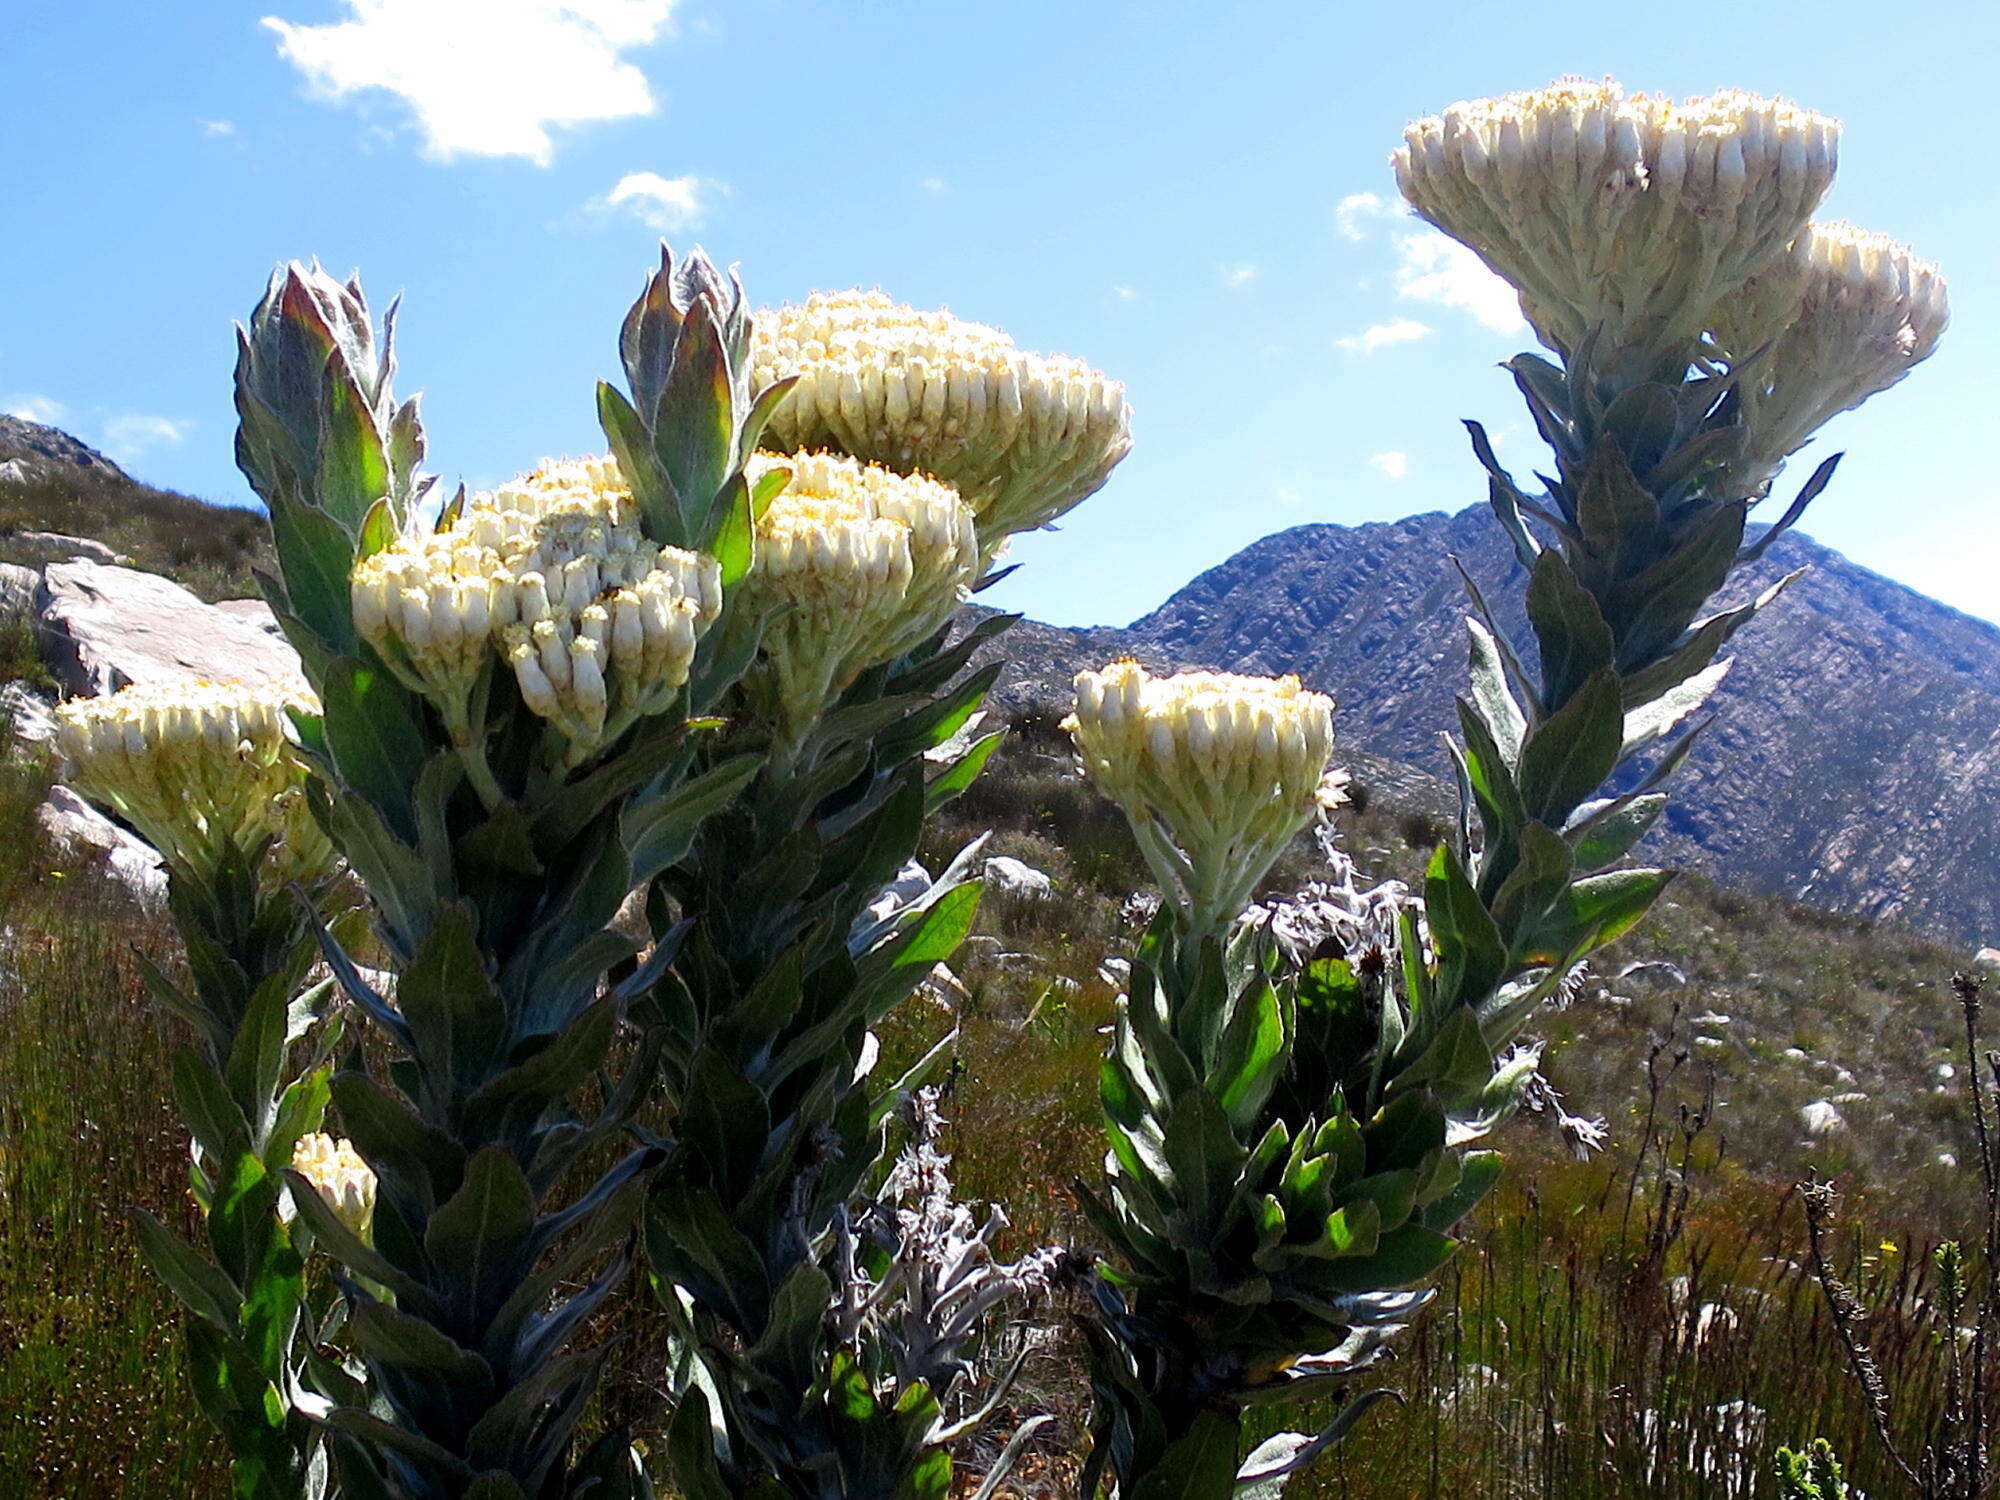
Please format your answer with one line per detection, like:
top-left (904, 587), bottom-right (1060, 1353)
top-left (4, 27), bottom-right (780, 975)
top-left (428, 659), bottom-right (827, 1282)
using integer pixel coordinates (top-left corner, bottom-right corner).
top-left (979, 506), bottom-right (2000, 950)
top-left (0, 416), bottom-right (127, 481)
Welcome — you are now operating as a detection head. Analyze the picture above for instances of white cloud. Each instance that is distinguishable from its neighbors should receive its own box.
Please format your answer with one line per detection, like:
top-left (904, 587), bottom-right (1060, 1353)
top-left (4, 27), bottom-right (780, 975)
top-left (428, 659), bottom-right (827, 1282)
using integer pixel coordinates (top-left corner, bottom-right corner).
top-left (201, 119), bottom-right (238, 138)
top-left (1335, 190), bottom-right (1393, 242)
top-left (1112, 285), bottom-right (1139, 302)
top-left (595, 170), bottom-right (723, 232)
top-left (1393, 230), bottom-right (1525, 334)
top-left (4, 395), bottom-right (65, 425)
top-left (262, 0), bottom-right (678, 165)
top-left (102, 415), bottom-right (191, 461)
top-left (1371, 451), bottom-right (1410, 480)
top-left (919, 176), bottom-right (948, 195)
top-left (1336, 317), bottom-right (1432, 356)
top-left (1221, 262), bottom-right (1259, 289)
top-left (1275, 485), bottom-right (1306, 508)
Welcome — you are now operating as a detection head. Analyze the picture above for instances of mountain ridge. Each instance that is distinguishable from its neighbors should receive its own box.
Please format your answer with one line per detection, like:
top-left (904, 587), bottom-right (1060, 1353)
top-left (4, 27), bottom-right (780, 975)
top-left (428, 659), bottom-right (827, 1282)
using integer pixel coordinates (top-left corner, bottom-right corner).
top-left (979, 505), bottom-right (2000, 949)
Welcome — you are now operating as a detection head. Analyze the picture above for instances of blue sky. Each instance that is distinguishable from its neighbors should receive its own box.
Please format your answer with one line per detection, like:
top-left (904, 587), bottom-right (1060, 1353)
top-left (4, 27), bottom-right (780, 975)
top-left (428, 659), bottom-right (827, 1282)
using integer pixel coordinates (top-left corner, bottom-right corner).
top-left (3, 1), bottom-right (1993, 629)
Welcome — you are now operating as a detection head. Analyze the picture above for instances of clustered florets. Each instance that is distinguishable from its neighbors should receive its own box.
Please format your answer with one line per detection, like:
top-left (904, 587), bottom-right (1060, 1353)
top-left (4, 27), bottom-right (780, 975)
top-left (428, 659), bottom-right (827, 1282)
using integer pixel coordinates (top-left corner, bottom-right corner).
top-left (1394, 78), bottom-right (1839, 365)
top-left (1710, 220), bottom-right (1950, 486)
top-left (1066, 660), bottom-right (1339, 934)
top-left (352, 458), bottom-right (720, 758)
top-left (291, 1132), bottom-right (377, 1241)
top-left (740, 450), bottom-right (977, 752)
top-left (53, 676), bottom-right (335, 888)
top-left (751, 290), bottom-right (1131, 554)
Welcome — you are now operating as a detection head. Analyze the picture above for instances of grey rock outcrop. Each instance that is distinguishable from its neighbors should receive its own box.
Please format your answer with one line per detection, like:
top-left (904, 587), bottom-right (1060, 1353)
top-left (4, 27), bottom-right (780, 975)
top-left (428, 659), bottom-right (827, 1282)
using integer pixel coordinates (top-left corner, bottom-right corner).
top-left (35, 786), bottom-right (166, 907)
top-left (7, 531), bottom-right (130, 567)
top-left (0, 415), bottom-right (128, 479)
top-left (35, 560), bottom-right (301, 694)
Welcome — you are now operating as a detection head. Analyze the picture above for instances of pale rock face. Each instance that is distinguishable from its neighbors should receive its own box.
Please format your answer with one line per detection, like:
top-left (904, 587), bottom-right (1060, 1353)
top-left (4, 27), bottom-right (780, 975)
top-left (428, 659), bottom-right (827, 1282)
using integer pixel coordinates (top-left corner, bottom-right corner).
top-left (983, 855), bottom-right (1053, 900)
top-left (9, 532), bottom-right (130, 568)
top-left (34, 785), bottom-right (167, 908)
top-left (35, 561), bottom-right (302, 696)
top-left (1800, 1099), bottom-right (1845, 1136)
top-left (0, 562), bottom-right (38, 617)
top-left (212, 598), bottom-right (286, 638)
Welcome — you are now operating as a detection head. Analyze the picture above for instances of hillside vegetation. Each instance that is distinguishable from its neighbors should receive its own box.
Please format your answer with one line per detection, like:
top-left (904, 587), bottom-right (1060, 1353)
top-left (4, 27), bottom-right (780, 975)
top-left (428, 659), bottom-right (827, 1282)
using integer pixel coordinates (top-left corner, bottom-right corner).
top-left (0, 695), bottom-right (1983, 1497)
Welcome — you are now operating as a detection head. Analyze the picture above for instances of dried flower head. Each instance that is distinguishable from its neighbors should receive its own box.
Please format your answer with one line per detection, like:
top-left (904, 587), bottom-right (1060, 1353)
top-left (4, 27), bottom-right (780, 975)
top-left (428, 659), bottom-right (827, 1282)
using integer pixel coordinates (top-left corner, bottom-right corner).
top-left (751, 291), bottom-right (1130, 554)
top-left (739, 450), bottom-right (976, 753)
top-left (353, 456), bottom-right (721, 761)
top-left (291, 1132), bottom-right (377, 1242)
top-left (1710, 221), bottom-right (1948, 488)
top-left (1394, 77), bottom-right (1838, 367)
top-left (53, 677), bottom-right (335, 888)
top-left (1066, 660), bottom-right (1338, 935)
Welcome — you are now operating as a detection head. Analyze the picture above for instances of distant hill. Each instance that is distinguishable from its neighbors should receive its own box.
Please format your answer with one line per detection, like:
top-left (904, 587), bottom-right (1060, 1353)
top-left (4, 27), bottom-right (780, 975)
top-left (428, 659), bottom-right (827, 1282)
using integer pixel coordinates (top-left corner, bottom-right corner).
top-left (976, 506), bottom-right (2000, 950)
top-left (0, 417), bottom-right (268, 601)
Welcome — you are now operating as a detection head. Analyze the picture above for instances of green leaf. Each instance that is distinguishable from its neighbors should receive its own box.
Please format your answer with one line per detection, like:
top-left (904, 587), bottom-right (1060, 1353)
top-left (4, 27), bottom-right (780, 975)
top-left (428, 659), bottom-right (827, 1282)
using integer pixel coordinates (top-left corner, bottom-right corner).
top-left (622, 754), bottom-right (763, 886)
top-left (656, 298), bottom-right (734, 542)
top-left (357, 495), bottom-right (396, 560)
top-left (1515, 667), bottom-right (1623, 826)
top-left (707, 471), bottom-right (756, 588)
top-left (1573, 431), bottom-right (1660, 573)
top-left (924, 729), bottom-right (1004, 814)
top-left (1464, 619), bottom-right (1526, 762)
top-left (399, 902), bottom-right (507, 1103)
top-left (348, 1299), bottom-right (492, 1385)
top-left (663, 1387), bottom-right (732, 1500)
top-left (320, 657), bottom-right (428, 839)
top-left (599, 381), bottom-right (681, 545)
top-left (1214, 977), bottom-right (1289, 1132)
top-left (1424, 844), bottom-right (1506, 1011)
top-left (1422, 1150), bottom-right (1503, 1231)
top-left (426, 1146), bottom-right (539, 1321)
top-left (1525, 550), bottom-right (1615, 711)
top-left (1570, 794), bottom-right (1666, 871)
top-left (131, 1210), bottom-right (244, 1331)
top-left (223, 974), bottom-right (293, 1139)
top-left (1488, 821), bottom-right (1573, 940)
top-left (1129, 1410), bottom-right (1241, 1500)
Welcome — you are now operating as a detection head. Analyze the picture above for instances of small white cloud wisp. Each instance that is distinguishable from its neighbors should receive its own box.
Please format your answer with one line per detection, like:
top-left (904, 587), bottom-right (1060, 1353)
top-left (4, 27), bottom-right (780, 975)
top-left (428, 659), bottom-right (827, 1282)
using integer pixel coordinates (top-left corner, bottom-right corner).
top-left (4, 395), bottom-right (66, 425)
top-left (1335, 190), bottom-right (1394, 242)
top-left (1336, 318), bottom-right (1432, 356)
top-left (262, 0), bottom-right (678, 165)
top-left (103, 415), bottom-right (191, 462)
top-left (594, 171), bottom-right (723, 232)
top-left (1394, 231), bottom-right (1525, 335)
top-left (1221, 263), bottom-right (1259, 289)
top-left (1371, 451), bottom-right (1410, 481)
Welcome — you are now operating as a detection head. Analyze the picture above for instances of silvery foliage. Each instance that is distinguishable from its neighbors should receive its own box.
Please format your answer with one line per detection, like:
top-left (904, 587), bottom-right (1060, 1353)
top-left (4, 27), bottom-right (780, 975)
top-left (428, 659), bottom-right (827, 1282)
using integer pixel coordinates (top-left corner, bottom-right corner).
top-left (832, 1086), bottom-right (1063, 1408)
top-left (1236, 823), bottom-right (1418, 969)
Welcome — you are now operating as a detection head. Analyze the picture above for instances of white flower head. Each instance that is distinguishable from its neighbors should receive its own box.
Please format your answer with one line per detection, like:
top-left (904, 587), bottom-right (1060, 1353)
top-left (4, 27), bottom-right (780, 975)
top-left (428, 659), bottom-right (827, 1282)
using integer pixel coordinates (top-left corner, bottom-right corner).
top-left (1711, 220), bottom-right (1948, 488)
top-left (291, 1132), bottom-right (377, 1242)
top-left (751, 291), bottom-right (1130, 556)
top-left (1066, 661), bottom-right (1339, 935)
top-left (739, 450), bottom-right (976, 752)
top-left (1394, 78), bottom-right (1839, 367)
top-left (53, 677), bottom-right (334, 889)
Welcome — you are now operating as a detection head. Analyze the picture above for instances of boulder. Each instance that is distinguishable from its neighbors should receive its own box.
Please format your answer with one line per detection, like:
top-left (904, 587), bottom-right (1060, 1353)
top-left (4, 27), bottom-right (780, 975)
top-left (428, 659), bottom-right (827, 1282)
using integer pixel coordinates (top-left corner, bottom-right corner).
top-left (213, 597), bottom-right (285, 638)
top-left (0, 681), bottom-right (55, 742)
top-left (35, 785), bottom-right (166, 907)
top-left (0, 561), bottom-right (36, 617)
top-left (36, 561), bottom-right (301, 695)
top-left (8, 531), bottom-right (130, 567)
top-left (1976, 947), bottom-right (2000, 970)
top-left (984, 855), bottom-right (1053, 899)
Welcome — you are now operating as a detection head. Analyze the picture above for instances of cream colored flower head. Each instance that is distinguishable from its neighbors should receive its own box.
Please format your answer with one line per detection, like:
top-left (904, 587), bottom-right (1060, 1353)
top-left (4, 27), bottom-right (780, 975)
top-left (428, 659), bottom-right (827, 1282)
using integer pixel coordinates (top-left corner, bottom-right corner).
top-left (738, 450), bottom-right (977, 755)
top-left (1065, 661), bottom-right (1338, 935)
top-left (1710, 221), bottom-right (1948, 489)
top-left (291, 1132), bottom-right (377, 1242)
top-left (353, 456), bottom-right (721, 761)
top-left (751, 291), bottom-right (1130, 555)
top-left (1394, 78), bottom-right (1838, 368)
top-left (53, 676), bottom-right (335, 889)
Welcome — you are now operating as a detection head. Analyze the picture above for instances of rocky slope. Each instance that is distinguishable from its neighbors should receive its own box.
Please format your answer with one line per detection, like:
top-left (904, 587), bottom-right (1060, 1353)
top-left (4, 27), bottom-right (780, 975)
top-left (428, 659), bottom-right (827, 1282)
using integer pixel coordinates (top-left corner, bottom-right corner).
top-left (979, 507), bottom-right (2000, 949)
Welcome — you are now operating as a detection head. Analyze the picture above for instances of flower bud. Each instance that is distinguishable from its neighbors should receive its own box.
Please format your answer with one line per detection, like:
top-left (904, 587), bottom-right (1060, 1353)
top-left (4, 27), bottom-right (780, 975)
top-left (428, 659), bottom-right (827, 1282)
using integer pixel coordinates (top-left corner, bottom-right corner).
top-left (1065, 661), bottom-right (1340, 935)
top-left (751, 292), bottom-right (1131, 554)
top-left (291, 1132), bottom-right (377, 1242)
top-left (737, 450), bottom-right (976, 752)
